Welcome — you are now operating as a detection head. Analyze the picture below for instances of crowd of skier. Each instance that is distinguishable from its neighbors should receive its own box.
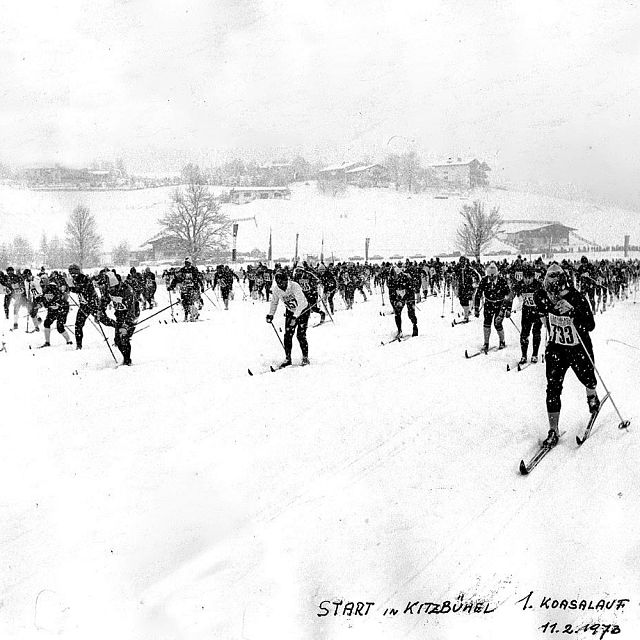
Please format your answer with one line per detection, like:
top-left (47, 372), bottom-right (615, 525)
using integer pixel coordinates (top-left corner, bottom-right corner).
top-left (1, 253), bottom-right (638, 449)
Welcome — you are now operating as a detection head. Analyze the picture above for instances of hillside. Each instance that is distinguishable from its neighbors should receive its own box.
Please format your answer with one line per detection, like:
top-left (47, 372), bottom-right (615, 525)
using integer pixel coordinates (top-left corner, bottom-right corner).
top-left (0, 183), bottom-right (638, 262)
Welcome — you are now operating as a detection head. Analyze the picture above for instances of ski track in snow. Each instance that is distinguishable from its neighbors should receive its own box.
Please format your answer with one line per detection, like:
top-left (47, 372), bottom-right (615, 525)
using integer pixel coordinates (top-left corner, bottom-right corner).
top-left (1, 284), bottom-right (639, 640)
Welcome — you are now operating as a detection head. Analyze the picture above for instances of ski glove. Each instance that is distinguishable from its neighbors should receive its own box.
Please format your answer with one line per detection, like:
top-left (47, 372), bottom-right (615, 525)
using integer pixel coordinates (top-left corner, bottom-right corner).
top-left (504, 308), bottom-right (511, 319)
top-left (554, 299), bottom-right (574, 315)
top-left (266, 314), bottom-right (274, 323)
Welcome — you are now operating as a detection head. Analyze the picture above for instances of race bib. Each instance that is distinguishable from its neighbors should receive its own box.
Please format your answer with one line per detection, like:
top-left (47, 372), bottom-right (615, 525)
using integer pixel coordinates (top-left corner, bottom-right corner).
top-left (111, 295), bottom-right (126, 311)
top-left (283, 293), bottom-right (298, 311)
top-left (548, 313), bottom-right (578, 346)
top-left (522, 292), bottom-right (536, 307)
top-left (514, 271), bottom-right (523, 281)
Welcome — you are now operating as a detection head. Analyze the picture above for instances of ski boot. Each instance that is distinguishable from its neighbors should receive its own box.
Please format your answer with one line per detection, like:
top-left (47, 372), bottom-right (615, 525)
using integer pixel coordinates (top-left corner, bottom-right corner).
top-left (279, 357), bottom-right (292, 369)
top-left (587, 393), bottom-right (600, 414)
top-left (542, 429), bottom-right (559, 447)
top-left (412, 324), bottom-right (418, 337)
top-left (481, 343), bottom-right (489, 355)
top-left (301, 356), bottom-right (310, 366)
top-left (498, 341), bottom-right (506, 350)
top-left (531, 355), bottom-right (538, 364)
top-left (519, 356), bottom-right (527, 366)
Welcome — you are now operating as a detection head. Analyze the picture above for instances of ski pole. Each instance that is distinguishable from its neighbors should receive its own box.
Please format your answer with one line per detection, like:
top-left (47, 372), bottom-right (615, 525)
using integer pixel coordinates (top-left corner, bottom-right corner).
top-left (575, 330), bottom-right (630, 429)
top-left (508, 315), bottom-right (521, 335)
top-left (270, 321), bottom-right (285, 351)
top-left (606, 338), bottom-right (640, 352)
top-left (133, 297), bottom-right (182, 327)
top-left (88, 312), bottom-right (118, 363)
top-left (440, 284), bottom-right (446, 318)
top-left (319, 295), bottom-right (335, 323)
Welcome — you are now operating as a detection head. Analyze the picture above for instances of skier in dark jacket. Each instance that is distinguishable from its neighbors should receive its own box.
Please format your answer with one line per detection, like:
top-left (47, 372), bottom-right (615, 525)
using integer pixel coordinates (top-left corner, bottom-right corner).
top-left (534, 263), bottom-right (599, 447)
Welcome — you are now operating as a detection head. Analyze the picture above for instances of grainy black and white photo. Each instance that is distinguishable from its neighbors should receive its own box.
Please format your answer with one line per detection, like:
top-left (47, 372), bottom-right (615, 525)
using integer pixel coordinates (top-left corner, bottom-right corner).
top-left (1, 1), bottom-right (639, 638)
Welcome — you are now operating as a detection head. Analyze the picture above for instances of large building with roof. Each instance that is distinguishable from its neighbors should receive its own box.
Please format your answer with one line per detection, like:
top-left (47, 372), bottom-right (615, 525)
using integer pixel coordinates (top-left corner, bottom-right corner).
top-left (428, 157), bottom-right (490, 188)
top-left (500, 222), bottom-right (580, 253)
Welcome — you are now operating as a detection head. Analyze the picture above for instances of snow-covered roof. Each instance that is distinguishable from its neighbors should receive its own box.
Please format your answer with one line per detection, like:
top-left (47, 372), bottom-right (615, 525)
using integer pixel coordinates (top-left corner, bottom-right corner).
top-left (229, 186), bottom-right (290, 192)
top-left (345, 164), bottom-right (384, 174)
top-left (318, 161), bottom-right (361, 173)
top-left (429, 157), bottom-right (475, 168)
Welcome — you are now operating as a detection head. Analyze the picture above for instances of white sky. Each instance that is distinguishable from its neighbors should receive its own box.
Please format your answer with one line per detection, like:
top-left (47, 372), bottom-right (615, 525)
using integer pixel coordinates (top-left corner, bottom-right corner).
top-left (1, 0), bottom-right (639, 203)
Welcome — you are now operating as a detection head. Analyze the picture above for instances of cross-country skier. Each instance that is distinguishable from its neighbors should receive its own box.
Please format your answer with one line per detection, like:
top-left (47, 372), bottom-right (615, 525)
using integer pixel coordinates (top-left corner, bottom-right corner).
top-left (213, 265), bottom-right (239, 310)
top-left (510, 264), bottom-right (543, 364)
top-left (39, 282), bottom-right (74, 348)
top-left (98, 271), bottom-right (137, 366)
top-left (168, 257), bottom-right (204, 321)
top-left (387, 263), bottom-right (418, 338)
top-left (474, 262), bottom-right (510, 353)
top-left (68, 264), bottom-right (100, 350)
top-left (534, 263), bottom-right (599, 447)
top-left (293, 263), bottom-right (325, 324)
top-left (266, 269), bottom-right (310, 367)
top-left (453, 256), bottom-right (478, 323)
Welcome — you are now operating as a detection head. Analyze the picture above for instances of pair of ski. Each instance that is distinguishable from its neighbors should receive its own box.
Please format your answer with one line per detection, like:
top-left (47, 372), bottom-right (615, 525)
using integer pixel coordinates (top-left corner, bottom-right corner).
top-left (519, 393), bottom-right (611, 475)
top-left (247, 363), bottom-right (305, 376)
top-left (506, 357), bottom-right (542, 372)
top-left (381, 333), bottom-right (416, 346)
top-left (464, 346), bottom-right (498, 358)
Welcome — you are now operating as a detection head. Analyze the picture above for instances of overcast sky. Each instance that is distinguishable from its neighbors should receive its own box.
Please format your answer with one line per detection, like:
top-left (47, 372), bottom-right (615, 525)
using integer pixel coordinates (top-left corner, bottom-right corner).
top-left (1, 0), bottom-right (639, 204)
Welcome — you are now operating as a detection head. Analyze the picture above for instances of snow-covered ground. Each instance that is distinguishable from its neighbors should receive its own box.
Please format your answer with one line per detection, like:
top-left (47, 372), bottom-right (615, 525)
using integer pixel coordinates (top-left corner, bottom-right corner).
top-left (1, 182), bottom-right (639, 261)
top-left (1, 281), bottom-right (639, 639)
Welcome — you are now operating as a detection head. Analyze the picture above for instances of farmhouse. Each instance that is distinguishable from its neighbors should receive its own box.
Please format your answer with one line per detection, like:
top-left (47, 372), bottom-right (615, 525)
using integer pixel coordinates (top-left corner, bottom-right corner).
top-left (345, 164), bottom-right (388, 188)
top-left (429, 158), bottom-right (490, 188)
top-left (502, 223), bottom-right (577, 253)
top-left (228, 186), bottom-right (291, 205)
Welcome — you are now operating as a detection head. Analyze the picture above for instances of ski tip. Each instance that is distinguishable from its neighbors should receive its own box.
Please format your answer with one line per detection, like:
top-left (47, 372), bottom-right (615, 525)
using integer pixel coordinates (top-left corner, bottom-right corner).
top-left (464, 349), bottom-right (469, 358)
top-left (270, 366), bottom-right (276, 372)
top-left (516, 364), bottom-right (521, 372)
top-left (506, 364), bottom-right (511, 371)
top-left (247, 368), bottom-right (253, 376)
top-left (576, 435), bottom-right (584, 446)
top-left (519, 460), bottom-right (529, 475)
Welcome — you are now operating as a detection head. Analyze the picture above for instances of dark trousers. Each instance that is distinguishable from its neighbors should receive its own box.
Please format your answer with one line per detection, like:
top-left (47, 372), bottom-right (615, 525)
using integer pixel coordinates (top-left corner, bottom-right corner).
top-left (44, 308), bottom-right (69, 333)
top-left (520, 311), bottom-right (542, 357)
top-left (392, 298), bottom-right (417, 332)
top-left (114, 322), bottom-right (135, 361)
top-left (284, 309), bottom-right (310, 358)
top-left (482, 301), bottom-right (504, 330)
top-left (74, 305), bottom-right (92, 348)
top-left (545, 345), bottom-right (597, 413)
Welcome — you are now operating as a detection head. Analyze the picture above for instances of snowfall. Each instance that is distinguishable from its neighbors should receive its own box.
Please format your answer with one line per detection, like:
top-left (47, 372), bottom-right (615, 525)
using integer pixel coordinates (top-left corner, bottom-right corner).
top-left (1, 275), bottom-right (639, 640)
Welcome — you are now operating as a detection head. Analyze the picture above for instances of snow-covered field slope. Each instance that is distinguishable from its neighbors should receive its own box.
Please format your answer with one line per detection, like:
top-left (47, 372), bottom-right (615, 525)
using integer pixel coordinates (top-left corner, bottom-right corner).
top-left (0, 182), bottom-right (638, 260)
top-left (1, 283), bottom-right (639, 639)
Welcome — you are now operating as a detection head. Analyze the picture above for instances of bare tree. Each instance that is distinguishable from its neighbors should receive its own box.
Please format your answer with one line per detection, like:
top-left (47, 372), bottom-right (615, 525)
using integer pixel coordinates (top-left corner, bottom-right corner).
top-left (112, 241), bottom-right (131, 266)
top-left (456, 200), bottom-right (502, 260)
top-left (65, 205), bottom-right (103, 267)
top-left (159, 170), bottom-right (230, 260)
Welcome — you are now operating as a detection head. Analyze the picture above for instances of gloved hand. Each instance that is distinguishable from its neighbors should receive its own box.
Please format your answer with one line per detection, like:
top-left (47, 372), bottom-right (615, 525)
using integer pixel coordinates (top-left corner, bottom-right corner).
top-left (118, 325), bottom-right (130, 337)
top-left (266, 314), bottom-right (273, 323)
top-left (504, 308), bottom-right (511, 319)
top-left (474, 308), bottom-right (480, 318)
top-left (554, 298), bottom-right (574, 315)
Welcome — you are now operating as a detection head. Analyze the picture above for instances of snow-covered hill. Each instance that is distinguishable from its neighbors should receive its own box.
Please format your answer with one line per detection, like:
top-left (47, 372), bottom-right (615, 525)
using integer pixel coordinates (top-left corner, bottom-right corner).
top-left (1, 282), bottom-right (638, 639)
top-left (0, 183), bottom-right (638, 262)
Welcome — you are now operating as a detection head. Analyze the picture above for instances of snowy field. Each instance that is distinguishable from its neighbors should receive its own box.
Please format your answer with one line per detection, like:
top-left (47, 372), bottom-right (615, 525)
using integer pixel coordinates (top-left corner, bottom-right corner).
top-left (1, 182), bottom-right (639, 261)
top-left (1, 281), bottom-right (639, 639)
